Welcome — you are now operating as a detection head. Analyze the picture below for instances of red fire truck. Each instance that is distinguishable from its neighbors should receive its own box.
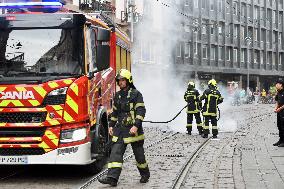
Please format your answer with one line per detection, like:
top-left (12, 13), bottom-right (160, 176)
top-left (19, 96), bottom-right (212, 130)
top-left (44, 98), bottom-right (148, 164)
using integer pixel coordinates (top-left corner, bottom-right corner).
top-left (0, 2), bottom-right (131, 173)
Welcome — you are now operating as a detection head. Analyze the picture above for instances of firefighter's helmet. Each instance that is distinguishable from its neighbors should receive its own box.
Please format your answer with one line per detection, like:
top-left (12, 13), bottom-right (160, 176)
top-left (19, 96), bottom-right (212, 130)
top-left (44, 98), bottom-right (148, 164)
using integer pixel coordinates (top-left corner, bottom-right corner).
top-left (208, 79), bottom-right (217, 87)
top-left (116, 69), bottom-right (133, 84)
top-left (188, 81), bottom-right (195, 88)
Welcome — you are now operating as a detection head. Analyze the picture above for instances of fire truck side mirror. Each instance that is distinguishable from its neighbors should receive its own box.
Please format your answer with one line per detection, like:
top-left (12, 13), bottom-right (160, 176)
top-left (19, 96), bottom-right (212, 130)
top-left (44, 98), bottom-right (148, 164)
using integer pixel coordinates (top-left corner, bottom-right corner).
top-left (95, 28), bottom-right (110, 72)
top-left (96, 43), bottom-right (110, 71)
top-left (97, 28), bottom-right (110, 41)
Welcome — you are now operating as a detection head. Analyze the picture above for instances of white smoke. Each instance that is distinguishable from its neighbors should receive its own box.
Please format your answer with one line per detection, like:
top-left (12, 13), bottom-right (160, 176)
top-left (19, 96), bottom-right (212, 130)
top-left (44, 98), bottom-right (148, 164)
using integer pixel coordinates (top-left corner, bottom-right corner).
top-left (132, 0), bottom-right (237, 134)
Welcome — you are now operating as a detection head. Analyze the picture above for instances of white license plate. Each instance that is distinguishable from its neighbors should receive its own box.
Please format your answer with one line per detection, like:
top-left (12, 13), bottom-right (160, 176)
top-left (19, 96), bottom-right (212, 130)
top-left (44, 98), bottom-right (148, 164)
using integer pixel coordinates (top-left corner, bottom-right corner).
top-left (0, 156), bottom-right (28, 164)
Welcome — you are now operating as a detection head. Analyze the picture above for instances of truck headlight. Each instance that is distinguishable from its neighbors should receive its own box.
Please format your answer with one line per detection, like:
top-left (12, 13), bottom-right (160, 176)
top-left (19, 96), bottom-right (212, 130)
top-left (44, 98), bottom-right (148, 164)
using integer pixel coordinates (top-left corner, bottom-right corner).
top-left (60, 128), bottom-right (87, 143)
top-left (48, 87), bottom-right (68, 96)
top-left (43, 87), bottom-right (68, 105)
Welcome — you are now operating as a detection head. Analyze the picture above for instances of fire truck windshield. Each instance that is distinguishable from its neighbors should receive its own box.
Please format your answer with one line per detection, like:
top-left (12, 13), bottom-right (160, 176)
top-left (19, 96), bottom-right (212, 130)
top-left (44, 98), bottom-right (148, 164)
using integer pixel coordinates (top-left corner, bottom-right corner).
top-left (0, 28), bottom-right (83, 77)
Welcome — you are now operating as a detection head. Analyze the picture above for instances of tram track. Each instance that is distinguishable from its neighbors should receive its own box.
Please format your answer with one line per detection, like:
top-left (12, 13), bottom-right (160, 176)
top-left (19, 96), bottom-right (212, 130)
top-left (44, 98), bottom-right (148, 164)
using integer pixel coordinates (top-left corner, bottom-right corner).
top-left (78, 131), bottom-right (179, 189)
top-left (169, 108), bottom-right (274, 189)
top-left (171, 137), bottom-right (212, 189)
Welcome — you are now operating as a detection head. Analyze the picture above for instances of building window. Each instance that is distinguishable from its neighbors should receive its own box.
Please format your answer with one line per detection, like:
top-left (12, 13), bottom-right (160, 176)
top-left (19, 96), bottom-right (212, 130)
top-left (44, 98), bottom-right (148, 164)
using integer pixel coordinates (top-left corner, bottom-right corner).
top-left (218, 0), bottom-right (223, 12)
top-left (273, 10), bottom-right (276, 24)
top-left (241, 26), bottom-right (245, 40)
top-left (234, 48), bottom-right (238, 62)
top-left (272, 0), bottom-right (276, 7)
top-left (194, 0), bottom-right (198, 8)
top-left (273, 31), bottom-right (277, 44)
top-left (268, 0), bottom-right (272, 6)
top-left (260, 51), bottom-right (263, 64)
top-left (210, 25), bottom-right (214, 35)
top-left (218, 25), bottom-right (223, 35)
top-left (234, 25), bottom-right (238, 38)
top-left (211, 45), bottom-right (216, 60)
top-left (273, 52), bottom-right (277, 66)
top-left (185, 24), bottom-right (190, 32)
top-left (260, 8), bottom-right (265, 21)
top-left (203, 45), bottom-right (208, 59)
top-left (184, 42), bottom-right (190, 58)
top-left (254, 50), bottom-right (258, 63)
top-left (247, 4), bottom-right (252, 19)
top-left (279, 12), bottom-right (283, 25)
top-left (254, 29), bottom-right (258, 42)
top-left (201, 0), bottom-right (206, 9)
top-left (241, 49), bottom-right (245, 62)
top-left (233, 2), bottom-right (238, 15)
top-left (254, 6), bottom-right (258, 19)
top-left (241, 3), bottom-right (245, 17)
top-left (219, 46), bottom-right (224, 60)
top-left (261, 29), bottom-right (265, 42)
top-left (210, 0), bottom-right (214, 10)
top-left (248, 27), bottom-right (253, 39)
top-left (227, 47), bottom-right (231, 61)
top-left (267, 9), bottom-right (272, 24)
top-left (248, 49), bottom-right (252, 63)
top-left (279, 32), bottom-right (283, 46)
top-left (177, 43), bottom-right (182, 57)
top-left (267, 52), bottom-right (272, 64)
top-left (280, 53), bottom-right (283, 65)
top-left (202, 26), bottom-right (206, 34)
top-left (185, 0), bottom-right (189, 6)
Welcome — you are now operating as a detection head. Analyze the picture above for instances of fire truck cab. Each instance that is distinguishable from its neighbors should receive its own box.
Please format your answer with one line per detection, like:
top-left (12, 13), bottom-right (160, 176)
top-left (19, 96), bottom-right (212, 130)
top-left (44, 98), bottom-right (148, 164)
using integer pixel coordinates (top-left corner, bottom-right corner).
top-left (0, 2), bottom-right (131, 173)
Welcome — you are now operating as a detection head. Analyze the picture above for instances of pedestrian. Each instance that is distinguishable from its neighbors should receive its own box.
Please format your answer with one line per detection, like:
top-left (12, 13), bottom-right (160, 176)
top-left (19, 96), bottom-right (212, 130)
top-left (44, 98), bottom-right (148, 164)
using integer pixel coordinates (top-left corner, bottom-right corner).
top-left (98, 69), bottom-right (150, 186)
top-left (261, 89), bottom-right (267, 104)
top-left (199, 79), bottom-right (224, 138)
top-left (184, 81), bottom-right (203, 135)
top-left (253, 89), bottom-right (260, 104)
top-left (273, 79), bottom-right (284, 147)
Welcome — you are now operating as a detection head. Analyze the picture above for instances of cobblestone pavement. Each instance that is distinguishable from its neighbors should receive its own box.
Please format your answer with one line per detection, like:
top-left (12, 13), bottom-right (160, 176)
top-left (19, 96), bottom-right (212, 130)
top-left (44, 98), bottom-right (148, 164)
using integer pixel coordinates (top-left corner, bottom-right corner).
top-left (1, 104), bottom-right (283, 189)
top-left (87, 104), bottom-right (284, 189)
top-left (0, 127), bottom-right (172, 189)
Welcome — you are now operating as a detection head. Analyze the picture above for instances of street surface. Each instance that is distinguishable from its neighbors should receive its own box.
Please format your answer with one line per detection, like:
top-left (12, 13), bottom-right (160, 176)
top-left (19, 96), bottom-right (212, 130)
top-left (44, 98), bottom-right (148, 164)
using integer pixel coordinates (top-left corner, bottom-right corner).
top-left (1, 104), bottom-right (284, 189)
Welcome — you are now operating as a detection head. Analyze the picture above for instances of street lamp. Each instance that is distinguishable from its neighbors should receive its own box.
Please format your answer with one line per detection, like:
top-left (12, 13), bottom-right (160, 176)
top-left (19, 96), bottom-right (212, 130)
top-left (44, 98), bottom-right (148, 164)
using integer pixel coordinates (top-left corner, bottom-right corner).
top-left (245, 36), bottom-right (252, 94)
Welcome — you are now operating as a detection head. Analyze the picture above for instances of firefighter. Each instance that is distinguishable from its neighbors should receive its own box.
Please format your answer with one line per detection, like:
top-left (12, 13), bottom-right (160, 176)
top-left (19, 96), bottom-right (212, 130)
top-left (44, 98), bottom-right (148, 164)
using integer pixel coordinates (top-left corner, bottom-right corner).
top-left (184, 81), bottom-right (203, 135)
top-left (199, 79), bottom-right (223, 138)
top-left (98, 69), bottom-right (150, 186)
top-left (273, 80), bottom-right (284, 147)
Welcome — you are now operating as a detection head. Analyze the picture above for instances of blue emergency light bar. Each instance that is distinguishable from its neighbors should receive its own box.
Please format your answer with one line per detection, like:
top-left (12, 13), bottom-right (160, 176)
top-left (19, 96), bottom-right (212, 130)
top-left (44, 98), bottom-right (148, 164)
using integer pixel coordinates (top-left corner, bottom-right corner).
top-left (0, 1), bottom-right (63, 9)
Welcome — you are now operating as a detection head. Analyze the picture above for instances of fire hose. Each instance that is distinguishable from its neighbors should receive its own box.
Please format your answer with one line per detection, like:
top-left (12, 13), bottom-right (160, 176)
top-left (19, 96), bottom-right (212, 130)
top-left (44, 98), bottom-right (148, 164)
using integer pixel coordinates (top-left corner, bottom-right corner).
top-left (142, 105), bottom-right (221, 124)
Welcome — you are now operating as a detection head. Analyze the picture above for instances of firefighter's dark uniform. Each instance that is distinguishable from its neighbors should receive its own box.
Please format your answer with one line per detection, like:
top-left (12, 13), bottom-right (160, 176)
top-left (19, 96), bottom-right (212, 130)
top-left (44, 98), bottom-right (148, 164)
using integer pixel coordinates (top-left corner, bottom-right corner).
top-left (107, 87), bottom-right (150, 181)
top-left (184, 87), bottom-right (203, 134)
top-left (275, 88), bottom-right (284, 145)
top-left (199, 83), bottom-right (223, 137)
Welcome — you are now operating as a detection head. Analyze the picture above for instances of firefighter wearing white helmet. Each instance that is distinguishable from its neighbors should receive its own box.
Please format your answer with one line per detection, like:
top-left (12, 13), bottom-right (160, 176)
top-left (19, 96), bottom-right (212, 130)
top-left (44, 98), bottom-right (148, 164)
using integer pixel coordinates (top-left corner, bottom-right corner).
top-left (98, 69), bottom-right (150, 186)
top-left (199, 79), bottom-right (223, 138)
top-left (184, 81), bottom-right (203, 135)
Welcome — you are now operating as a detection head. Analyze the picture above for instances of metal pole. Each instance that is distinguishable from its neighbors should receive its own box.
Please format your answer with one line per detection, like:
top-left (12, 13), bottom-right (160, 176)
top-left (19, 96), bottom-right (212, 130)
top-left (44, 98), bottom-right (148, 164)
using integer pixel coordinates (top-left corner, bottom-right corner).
top-left (245, 37), bottom-right (251, 94)
top-left (195, 31), bottom-right (197, 55)
top-left (247, 57), bottom-right (250, 92)
top-left (2, 0), bottom-right (5, 15)
top-left (131, 7), bottom-right (134, 42)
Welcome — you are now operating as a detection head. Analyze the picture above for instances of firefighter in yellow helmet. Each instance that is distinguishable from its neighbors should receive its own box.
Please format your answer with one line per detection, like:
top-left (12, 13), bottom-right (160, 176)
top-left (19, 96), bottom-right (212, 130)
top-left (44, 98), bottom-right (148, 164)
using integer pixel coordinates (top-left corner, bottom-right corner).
top-left (184, 81), bottom-right (203, 135)
top-left (98, 69), bottom-right (150, 186)
top-left (199, 79), bottom-right (224, 138)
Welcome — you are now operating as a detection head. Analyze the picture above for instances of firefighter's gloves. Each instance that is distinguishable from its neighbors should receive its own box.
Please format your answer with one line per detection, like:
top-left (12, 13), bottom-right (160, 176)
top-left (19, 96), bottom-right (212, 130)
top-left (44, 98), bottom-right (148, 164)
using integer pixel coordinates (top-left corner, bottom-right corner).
top-left (109, 127), bottom-right (114, 136)
top-left (129, 126), bottom-right (138, 135)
